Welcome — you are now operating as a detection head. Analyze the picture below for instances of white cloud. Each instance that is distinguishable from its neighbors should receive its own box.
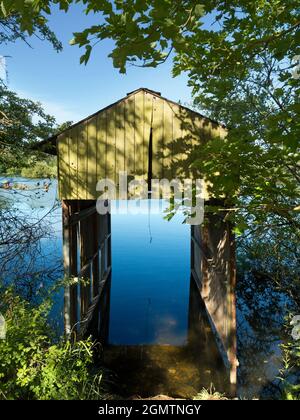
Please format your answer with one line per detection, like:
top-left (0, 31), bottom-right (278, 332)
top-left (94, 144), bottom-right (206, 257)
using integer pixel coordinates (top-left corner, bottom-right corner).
top-left (14, 88), bottom-right (82, 124)
top-left (37, 98), bottom-right (81, 124)
top-left (0, 56), bottom-right (7, 81)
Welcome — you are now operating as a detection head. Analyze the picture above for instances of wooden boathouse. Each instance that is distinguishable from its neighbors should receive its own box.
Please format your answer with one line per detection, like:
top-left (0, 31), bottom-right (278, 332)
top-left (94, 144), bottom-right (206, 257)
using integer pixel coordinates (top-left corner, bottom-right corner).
top-left (38, 88), bottom-right (237, 392)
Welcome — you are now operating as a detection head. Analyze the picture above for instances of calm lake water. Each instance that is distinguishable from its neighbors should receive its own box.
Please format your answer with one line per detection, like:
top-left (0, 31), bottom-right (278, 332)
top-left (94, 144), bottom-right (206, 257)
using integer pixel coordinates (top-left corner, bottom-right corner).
top-left (109, 204), bottom-right (190, 346)
top-left (0, 177), bottom-right (291, 399)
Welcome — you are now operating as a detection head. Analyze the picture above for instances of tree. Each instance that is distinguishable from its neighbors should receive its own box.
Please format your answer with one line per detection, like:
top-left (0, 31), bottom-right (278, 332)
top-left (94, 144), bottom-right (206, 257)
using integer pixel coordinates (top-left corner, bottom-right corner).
top-left (0, 80), bottom-right (59, 174)
top-left (0, 1), bottom-right (202, 69)
top-left (0, 8), bottom-right (62, 50)
top-left (1, 1), bottom-right (299, 397)
top-left (1, 1), bottom-right (298, 229)
top-left (0, 1), bottom-right (65, 175)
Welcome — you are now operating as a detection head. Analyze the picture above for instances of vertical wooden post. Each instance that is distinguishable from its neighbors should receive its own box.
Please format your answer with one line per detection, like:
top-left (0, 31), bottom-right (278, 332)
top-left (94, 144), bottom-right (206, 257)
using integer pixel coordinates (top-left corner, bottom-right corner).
top-left (99, 276), bottom-right (112, 343)
top-left (228, 224), bottom-right (237, 395)
top-left (201, 224), bottom-right (209, 300)
top-left (107, 210), bottom-right (112, 270)
top-left (92, 211), bottom-right (100, 297)
top-left (79, 201), bottom-right (91, 318)
top-left (190, 225), bottom-right (195, 277)
top-left (62, 200), bottom-right (78, 337)
top-left (62, 200), bottom-right (71, 336)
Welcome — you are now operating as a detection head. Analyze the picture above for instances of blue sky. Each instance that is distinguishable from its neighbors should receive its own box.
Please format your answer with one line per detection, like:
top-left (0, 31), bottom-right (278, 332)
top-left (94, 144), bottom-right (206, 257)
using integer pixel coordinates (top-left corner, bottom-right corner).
top-left (1, 4), bottom-right (193, 124)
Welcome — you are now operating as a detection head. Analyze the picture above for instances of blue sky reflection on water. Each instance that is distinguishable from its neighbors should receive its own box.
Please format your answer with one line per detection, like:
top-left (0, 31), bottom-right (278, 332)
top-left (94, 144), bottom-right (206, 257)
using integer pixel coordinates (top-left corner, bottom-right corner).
top-left (108, 200), bottom-right (191, 346)
top-left (0, 177), bottom-right (64, 332)
top-left (1, 178), bottom-right (293, 398)
top-left (1, 182), bottom-right (191, 345)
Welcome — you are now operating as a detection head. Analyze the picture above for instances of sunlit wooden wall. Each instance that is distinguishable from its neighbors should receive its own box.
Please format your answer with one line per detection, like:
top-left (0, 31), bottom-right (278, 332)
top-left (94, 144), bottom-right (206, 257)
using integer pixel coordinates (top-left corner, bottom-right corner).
top-left (57, 89), bottom-right (225, 200)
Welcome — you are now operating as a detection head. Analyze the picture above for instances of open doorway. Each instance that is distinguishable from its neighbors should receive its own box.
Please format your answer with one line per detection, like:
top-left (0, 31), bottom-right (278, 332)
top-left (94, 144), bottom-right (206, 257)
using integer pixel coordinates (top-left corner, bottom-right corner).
top-left (101, 199), bottom-right (228, 398)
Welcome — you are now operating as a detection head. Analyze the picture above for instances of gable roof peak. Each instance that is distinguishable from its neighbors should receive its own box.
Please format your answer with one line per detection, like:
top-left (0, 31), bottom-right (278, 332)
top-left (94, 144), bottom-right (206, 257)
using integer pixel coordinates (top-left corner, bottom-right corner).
top-left (126, 87), bottom-right (161, 97)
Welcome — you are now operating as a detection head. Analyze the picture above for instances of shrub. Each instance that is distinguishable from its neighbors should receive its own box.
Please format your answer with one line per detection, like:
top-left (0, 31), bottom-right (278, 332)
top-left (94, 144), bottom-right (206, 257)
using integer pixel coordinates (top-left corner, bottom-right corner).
top-left (1, 154), bottom-right (57, 179)
top-left (192, 386), bottom-right (227, 400)
top-left (0, 290), bottom-right (103, 400)
top-left (20, 158), bottom-right (57, 179)
top-left (280, 318), bottom-right (300, 400)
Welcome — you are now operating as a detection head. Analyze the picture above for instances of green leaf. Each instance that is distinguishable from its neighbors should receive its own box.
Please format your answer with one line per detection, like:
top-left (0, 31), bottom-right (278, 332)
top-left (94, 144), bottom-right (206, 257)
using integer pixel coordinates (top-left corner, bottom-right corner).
top-left (80, 45), bottom-right (92, 65)
top-left (194, 4), bottom-right (204, 18)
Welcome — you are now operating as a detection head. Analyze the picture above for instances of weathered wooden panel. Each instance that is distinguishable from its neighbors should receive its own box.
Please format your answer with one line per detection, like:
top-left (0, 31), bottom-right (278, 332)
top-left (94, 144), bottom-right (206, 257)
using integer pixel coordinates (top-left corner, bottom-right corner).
top-left (115, 100), bottom-right (125, 181)
top-left (176, 106), bottom-right (196, 179)
top-left (124, 96), bottom-right (135, 179)
top-left (171, 105), bottom-right (184, 179)
top-left (144, 91), bottom-right (153, 179)
top-left (191, 225), bottom-right (204, 288)
top-left (191, 215), bottom-right (237, 389)
top-left (57, 133), bottom-right (69, 199)
top-left (68, 127), bottom-right (78, 199)
top-left (62, 200), bottom-right (79, 336)
top-left (134, 90), bottom-right (143, 177)
top-left (187, 276), bottom-right (229, 392)
top-left (77, 121), bottom-right (88, 199)
top-left (96, 110), bottom-right (107, 182)
top-left (57, 89), bottom-right (226, 200)
top-left (152, 96), bottom-right (164, 179)
top-left (87, 116), bottom-right (97, 198)
top-left (63, 200), bottom-right (112, 336)
top-left (106, 106), bottom-right (116, 182)
top-left (162, 100), bottom-right (173, 179)
top-left (91, 211), bottom-right (99, 298)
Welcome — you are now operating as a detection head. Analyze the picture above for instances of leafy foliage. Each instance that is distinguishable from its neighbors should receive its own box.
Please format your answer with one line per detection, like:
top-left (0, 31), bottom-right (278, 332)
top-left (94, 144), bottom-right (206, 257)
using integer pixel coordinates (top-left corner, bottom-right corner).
top-left (0, 80), bottom-right (56, 143)
top-left (0, 290), bottom-right (103, 400)
top-left (0, 80), bottom-right (65, 175)
top-left (237, 224), bottom-right (300, 307)
top-left (1, 1), bottom-right (299, 399)
top-left (1, 154), bottom-right (57, 178)
top-left (193, 386), bottom-right (227, 400)
top-left (1, 1), bottom-right (299, 231)
top-left (20, 157), bottom-right (57, 178)
top-left (0, 1), bottom-right (203, 72)
top-left (236, 226), bottom-right (299, 398)
top-left (280, 323), bottom-right (300, 400)
top-left (0, 7), bottom-right (62, 50)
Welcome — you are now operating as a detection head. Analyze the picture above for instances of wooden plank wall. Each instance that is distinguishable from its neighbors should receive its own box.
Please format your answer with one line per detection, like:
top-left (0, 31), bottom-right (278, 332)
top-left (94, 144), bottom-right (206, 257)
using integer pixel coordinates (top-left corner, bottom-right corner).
top-left (62, 199), bottom-right (112, 338)
top-left (191, 215), bottom-right (237, 392)
top-left (58, 90), bottom-right (225, 200)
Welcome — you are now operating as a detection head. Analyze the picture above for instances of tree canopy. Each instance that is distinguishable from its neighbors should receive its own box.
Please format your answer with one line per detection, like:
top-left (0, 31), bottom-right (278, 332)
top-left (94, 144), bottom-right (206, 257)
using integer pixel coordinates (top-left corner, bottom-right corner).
top-left (0, 6), bottom-right (61, 50)
top-left (1, 0), bottom-right (299, 232)
top-left (0, 80), bottom-right (68, 175)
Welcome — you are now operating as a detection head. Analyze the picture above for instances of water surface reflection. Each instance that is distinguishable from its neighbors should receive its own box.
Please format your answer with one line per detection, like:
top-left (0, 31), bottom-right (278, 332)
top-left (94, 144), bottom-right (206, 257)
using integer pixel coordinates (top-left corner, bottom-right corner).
top-left (104, 202), bottom-right (228, 397)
